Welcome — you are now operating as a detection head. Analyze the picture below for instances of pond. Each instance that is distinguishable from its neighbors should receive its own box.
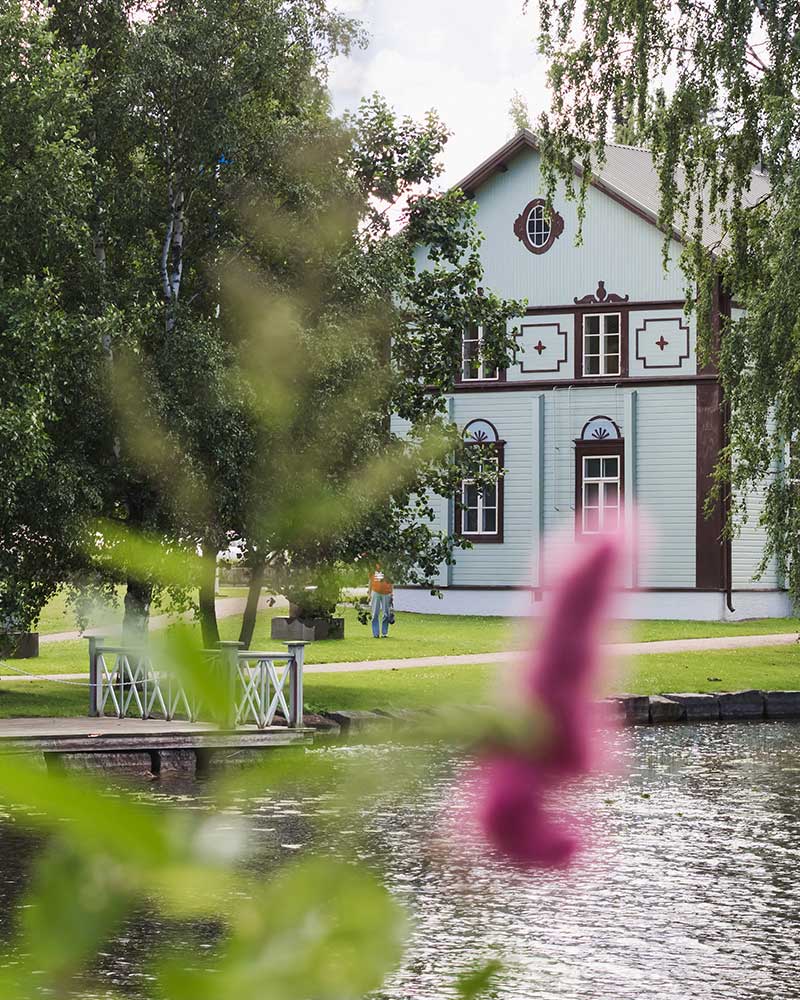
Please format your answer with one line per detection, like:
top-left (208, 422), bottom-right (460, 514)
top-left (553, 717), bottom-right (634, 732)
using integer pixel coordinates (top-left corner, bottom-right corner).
top-left (2, 721), bottom-right (800, 998)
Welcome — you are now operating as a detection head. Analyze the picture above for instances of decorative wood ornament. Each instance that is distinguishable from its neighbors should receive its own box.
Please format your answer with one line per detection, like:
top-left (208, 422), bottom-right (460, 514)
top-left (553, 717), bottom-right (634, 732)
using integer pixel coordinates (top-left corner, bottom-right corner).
top-left (513, 198), bottom-right (564, 255)
top-left (573, 280), bottom-right (630, 305)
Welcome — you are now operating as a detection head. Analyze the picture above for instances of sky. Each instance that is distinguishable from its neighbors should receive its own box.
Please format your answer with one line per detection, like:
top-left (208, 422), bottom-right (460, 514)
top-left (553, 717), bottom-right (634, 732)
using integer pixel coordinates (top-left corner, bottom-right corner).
top-left (328, 0), bottom-right (552, 189)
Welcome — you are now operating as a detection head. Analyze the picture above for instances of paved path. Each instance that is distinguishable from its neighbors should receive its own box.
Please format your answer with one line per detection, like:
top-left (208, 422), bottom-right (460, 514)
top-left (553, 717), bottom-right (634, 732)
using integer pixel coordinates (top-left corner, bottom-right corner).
top-left (40, 594), bottom-right (286, 645)
top-left (2, 630), bottom-right (798, 684)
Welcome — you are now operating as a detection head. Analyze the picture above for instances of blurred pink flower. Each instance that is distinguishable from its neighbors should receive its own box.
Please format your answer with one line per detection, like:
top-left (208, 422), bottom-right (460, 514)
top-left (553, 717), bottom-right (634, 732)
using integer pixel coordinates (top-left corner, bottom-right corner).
top-left (476, 534), bottom-right (623, 869)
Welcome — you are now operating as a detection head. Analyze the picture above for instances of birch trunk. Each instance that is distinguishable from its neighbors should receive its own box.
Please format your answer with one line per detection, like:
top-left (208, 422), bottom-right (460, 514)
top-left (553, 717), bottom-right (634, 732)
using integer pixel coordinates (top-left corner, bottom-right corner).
top-left (238, 561), bottom-right (265, 649)
top-left (198, 551), bottom-right (220, 648)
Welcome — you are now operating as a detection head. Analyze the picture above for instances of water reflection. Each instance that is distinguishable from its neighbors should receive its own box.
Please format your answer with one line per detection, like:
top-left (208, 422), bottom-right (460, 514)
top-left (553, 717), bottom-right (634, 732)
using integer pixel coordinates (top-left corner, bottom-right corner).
top-left (2, 721), bottom-right (800, 998)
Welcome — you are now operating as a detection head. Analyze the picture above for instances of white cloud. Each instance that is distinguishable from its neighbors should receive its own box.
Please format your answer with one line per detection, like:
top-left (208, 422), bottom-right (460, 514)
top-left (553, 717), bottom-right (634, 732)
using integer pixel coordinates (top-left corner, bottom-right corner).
top-left (330, 0), bottom-right (551, 186)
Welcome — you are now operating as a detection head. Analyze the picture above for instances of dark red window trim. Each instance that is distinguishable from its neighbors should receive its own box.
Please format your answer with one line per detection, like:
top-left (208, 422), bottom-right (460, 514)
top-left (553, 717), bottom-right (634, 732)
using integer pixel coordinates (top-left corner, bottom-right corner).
top-left (575, 310), bottom-right (630, 379)
top-left (574, 439), bottom-right (625, 537)
top-left (455, 439), bottom-right (506, 544)
top-left (513, 198), bottom-right (564, 256)
top-left (455, 323), bottom-right (508, 386)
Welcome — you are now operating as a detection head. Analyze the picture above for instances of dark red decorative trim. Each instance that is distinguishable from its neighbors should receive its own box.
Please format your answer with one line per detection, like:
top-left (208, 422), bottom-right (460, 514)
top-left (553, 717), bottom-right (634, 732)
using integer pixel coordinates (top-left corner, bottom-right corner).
top-left (574, 438), bottom-right (625, 537)
top-left (455, 441), bottom-right (505, 544)
top-left (451, 373), bottom-right (717, 393)
top-left (574, 309), bottom-right (629, 379)
top-left (462, 418), bottom-right (500, 443)
top-left (579, 415), bottom-right (622, 440)
top-left (574, 280), bottom-right (630, 305)
top-left (525, 299), bottom-right (686, 316)
top-left (513, 198), bottom-right (564, 255)
top-left (635, 316), bottom-right (690, 370)
top-left (514, 322), bottom-right (569, 374)
top-left (695, 381), bottom-right (725, 589)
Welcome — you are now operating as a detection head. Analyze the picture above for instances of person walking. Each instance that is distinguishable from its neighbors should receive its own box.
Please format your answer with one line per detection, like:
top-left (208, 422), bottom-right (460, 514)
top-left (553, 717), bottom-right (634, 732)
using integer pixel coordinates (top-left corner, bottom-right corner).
top-left (368, 564), bottom-right (393, 638)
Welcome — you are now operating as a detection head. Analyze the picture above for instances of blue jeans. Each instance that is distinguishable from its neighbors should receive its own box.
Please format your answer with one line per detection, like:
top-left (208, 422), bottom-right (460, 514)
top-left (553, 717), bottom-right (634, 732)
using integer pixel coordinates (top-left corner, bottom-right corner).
top-left (370, 592), bottom-right (392, 637)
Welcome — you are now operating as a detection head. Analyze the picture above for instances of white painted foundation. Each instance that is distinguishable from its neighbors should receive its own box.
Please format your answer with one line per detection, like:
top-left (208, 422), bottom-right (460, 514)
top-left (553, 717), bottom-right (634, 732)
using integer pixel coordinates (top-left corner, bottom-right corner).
top-left (393, 587), bottom-right (794, 621)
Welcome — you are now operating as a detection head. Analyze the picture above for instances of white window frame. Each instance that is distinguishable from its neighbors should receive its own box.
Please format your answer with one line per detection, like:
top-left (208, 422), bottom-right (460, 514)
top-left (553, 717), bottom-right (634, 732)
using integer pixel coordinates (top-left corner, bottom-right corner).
top-left (581, 453), bottom-right (621, 534)
top-left (526, 203), bottom-right (551, 249)
top-left (461, 324), bottom-right (499, 382)
top-left (461, 456), bottom-right (499, 535)
top-left (582, 312), bottom-right (621, 377)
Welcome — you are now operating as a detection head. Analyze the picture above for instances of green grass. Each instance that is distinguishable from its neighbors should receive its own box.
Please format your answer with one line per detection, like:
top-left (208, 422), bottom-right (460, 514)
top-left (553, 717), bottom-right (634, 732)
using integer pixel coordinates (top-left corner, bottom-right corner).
top-left (1, 643), bottom-right (800, 719)
top-left (30, 585), bottom-right (251, 636)
top-left (5, 606), bottom-right (800, 680)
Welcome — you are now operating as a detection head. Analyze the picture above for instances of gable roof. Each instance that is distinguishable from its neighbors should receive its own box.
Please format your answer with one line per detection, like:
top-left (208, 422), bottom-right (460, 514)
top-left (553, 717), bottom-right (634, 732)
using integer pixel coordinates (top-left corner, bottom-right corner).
top-left (455, 129), bottom-right (770, 249)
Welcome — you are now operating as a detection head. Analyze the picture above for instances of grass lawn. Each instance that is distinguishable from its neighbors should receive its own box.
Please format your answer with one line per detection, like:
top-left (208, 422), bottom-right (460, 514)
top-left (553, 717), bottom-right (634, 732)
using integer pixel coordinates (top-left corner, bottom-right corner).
top-left (1, 644), bottom-right (799, 719)
top-left (10, 606), bottom-right (800, 680)
top-left (31, 586), bottom-right (251, 636)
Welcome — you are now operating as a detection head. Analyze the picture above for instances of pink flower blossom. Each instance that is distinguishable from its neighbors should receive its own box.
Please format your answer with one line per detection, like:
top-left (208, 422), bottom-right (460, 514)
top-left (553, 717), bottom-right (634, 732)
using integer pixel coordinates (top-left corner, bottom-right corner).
top-left (476, 534), bottom-right (623, 868)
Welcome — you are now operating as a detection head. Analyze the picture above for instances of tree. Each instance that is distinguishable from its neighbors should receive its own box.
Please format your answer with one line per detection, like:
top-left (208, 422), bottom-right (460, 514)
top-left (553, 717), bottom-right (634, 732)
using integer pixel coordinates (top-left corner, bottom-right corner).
top-left (509, 90), bottom-right (532, 133)
top-left (216, 95), bottom-right (525, 643)
top-left (529, 0), bottom-right (800, 601)
top-left (43, 0), bottom-right (362, 643)
top-left (0, 2), bottom-right (116, 634)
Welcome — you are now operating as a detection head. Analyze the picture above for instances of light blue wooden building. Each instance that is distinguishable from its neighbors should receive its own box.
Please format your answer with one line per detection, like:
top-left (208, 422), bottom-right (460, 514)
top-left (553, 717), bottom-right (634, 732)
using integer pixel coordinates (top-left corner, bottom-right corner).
top-left (395, 131), bottom-right (788, 620)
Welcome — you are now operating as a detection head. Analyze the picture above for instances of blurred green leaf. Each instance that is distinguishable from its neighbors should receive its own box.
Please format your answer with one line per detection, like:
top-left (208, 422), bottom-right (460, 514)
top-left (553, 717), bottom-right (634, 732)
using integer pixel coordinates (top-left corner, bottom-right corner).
top-left (17, 843), bottom-right (133, 984)
top-left (0, 756), bottom-right (175, 867)
top-left (159, 858), bottom-right (408, 1000)
top-left (455, 959), bottom-right (503, 999)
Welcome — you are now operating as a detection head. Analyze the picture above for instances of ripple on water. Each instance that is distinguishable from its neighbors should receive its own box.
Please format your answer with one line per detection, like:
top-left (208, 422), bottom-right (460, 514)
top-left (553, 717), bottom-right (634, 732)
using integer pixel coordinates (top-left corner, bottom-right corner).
top-left (2, 721), bottom-right (800, 999)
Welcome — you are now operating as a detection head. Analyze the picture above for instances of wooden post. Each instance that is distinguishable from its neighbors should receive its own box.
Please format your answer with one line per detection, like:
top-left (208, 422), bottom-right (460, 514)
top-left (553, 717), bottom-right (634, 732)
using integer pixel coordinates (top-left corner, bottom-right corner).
top-left (88, 636), bottom-right (103, 717)
top-left (285, 642), bottom-right (306, 728)
top-left (217, 641), bottom-right (243, 730)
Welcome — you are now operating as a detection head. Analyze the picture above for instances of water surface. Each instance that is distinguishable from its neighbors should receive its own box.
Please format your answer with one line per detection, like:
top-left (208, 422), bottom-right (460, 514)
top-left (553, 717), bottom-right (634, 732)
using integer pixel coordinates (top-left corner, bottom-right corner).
top-left (2, 721), bottom-right (799, 999)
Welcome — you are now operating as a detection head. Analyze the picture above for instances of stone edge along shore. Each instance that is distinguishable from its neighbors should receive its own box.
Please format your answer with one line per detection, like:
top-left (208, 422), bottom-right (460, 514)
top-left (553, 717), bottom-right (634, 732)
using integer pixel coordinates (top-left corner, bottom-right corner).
top-left (319, 690), bottom-right (800, 732)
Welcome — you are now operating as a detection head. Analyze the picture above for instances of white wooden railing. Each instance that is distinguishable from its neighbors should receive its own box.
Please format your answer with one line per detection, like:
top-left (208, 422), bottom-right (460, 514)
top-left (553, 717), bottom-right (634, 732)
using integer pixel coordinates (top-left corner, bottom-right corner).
top-left (88, 638), bottom-right (306, 729)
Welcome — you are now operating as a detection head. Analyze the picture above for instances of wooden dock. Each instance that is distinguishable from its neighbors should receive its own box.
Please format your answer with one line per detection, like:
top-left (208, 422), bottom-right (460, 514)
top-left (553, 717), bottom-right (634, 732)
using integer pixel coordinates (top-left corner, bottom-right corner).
top-left (0, 717), bottom-right (313, 774)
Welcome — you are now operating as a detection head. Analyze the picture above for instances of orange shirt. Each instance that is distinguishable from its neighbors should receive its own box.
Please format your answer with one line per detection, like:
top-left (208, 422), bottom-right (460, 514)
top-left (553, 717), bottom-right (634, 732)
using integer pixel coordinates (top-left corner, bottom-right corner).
top-left (369, 572), bottom-right (393, 596)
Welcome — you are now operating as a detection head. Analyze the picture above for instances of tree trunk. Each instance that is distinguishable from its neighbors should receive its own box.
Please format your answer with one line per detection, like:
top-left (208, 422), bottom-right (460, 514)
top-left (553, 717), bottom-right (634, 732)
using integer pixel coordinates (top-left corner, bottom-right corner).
top-left (238, 561), bottom-right (265, 649)
top-left (122, 577), bottom-right (152, 645)
top-left (198, 555), bottom-right (220, 649)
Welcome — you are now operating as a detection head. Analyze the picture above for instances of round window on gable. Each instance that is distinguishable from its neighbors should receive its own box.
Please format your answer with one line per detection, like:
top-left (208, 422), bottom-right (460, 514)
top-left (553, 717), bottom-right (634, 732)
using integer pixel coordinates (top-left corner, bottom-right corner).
top-left (513, 197), bottom-right (564, 255)
top-left (527, 203), bottom-right (551, 249)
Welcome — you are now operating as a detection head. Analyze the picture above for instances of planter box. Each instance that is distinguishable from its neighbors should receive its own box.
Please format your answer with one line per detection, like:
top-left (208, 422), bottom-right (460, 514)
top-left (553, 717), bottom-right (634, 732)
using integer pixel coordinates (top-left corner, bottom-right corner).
top-left (0, 632), bottom-right (39, 659)
top-left (270, 617), bottom-right (344, 642)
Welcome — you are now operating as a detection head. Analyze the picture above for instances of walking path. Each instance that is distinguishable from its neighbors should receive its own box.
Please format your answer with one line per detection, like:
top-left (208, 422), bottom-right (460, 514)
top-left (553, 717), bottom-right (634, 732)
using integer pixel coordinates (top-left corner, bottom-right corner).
top-left (3, 629), bottom-right (797, 683)
top-left (39, 594), bottom-right (285, 645)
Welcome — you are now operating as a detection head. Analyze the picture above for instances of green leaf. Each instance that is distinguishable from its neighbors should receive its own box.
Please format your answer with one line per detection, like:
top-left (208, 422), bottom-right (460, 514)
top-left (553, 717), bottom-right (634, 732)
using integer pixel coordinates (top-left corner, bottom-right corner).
top-left (455, 959), bottom-right (504, 999)
top-left (159, 857), bottom-right (408, 1000)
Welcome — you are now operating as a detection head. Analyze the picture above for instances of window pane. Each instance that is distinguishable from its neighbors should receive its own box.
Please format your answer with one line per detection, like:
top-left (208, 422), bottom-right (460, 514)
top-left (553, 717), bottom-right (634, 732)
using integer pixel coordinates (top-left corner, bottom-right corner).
top-left (464, 508), bottom-right (478, 533)
top-left (604, 481), bottom-right (619, 506)
top-left (463, 483), bottom-right (479, 509)
top-left (463, 360), bottom-right (479, 380)
top-left (585, 458), bottom-right (602, 478)
top-left (584, 507), bottom-right (600, 532)
top-left (482, 482), bottom-right (497, 507)
top-left (585, 315), bottom-right (600, 336)
top-left (482, 365), bottom-right (498, 380)
top-left (483, 508), bottom-right (497, 533)
top-left (602, 457), bottom-right (618, 478)
top-left (463, 323), bottom-right (479, 343)
top-left (585, 335), bottom-right (601, 354)
top-left (584, 482), bottom-right (599, 505)
top-left (604, 354), bottom-right (620, 375)
top-left (585, 355), bottom-right (601, 375)
top-left (604, 314), bottom-right (620, 335)
top-left (605, 335), bottom-right (619, 352)
top-left (604, 505), bottom-right (620, 530)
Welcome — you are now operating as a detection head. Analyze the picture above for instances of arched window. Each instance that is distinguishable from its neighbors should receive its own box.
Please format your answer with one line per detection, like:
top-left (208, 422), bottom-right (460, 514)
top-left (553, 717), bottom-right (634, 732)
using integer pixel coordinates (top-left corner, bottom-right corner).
top-left (575, 416), bottom-right (623, 535)
top-left (456, 420), bottom-right (505, 543)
